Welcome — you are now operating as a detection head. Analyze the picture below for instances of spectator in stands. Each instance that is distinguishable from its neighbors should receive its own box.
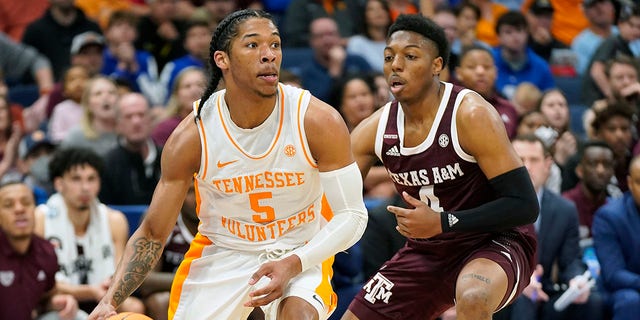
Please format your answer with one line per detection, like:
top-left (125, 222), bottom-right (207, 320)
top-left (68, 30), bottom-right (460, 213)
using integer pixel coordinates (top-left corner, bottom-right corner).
top-left (27, 31), bottom-right (108, 135)
top-left (432, 7), bottom-right (459, 82)
top-left (0, 95), bottom-right (23, 183)
top-left (369, 71), bottom-right (391, 108)
top-left (517, 110), bottom-right (550, 136)
top-left (34, 147), bottom-right (145, 314)
top-left (584, 56), bottom-right (640, 140)
top-left (571, 0), bottom-right (617, 76)
top-left (0, 0), bottom-right (49, 41)
top-left (0, 32), bottom-right (54, 97)
top-left (17, 130), bottom-right (56, 204)
top-left (493, 11), bottom-right (555, 100)
top-left (346, 0), bottom-right (391, 73)
top-left (282, 0), bottom-right (364, 47)
top-left (135, 0), bottom-right (187, 71)
top-left (152, 68), bottom-right (206, 147)
top-left (75, 0), bottom-right (150, 30)
top-left (469, 0), bottom-right (509, 47)
top-left (300, 17), bottom-right (371, 103)
top-left (516, 110), bottom-right (565, 194)
top-left (60, 76), bottom-right (119, 158)
top-left (197, 0), bottom-right (238, 30)
top-left (456, 45), bottom-right (519, 138)
top-left (159, 19), bottom-right (209, 102)
top-left (103, 10), bottom-right (165, 106)
top-left (583, 4), bottom-right (640, 107)
top-left (526, 0), bottom-right (568, 62)
top-left (537, 89), bottom-right (578, 169)
top-left (0, 181), bottom-right (86, 320)
top-left (499, 134), bottom-right (604, 320)
top-left (100, 93), bottom-right (161, 205)
top-left (512, 82), bottom-right (543, 116)
top-left (139, 183), bottom-right (197, 320)
top-left (48, 65), bottom-right (90, 143)
top-left (562, 141), bottom-right (618, 240)
top-left (451, 1), bottom-right (488, 52)
top-left (22, 0), bottom-right (102, 81)
top-left (592, 154), bottom-right (640, 320)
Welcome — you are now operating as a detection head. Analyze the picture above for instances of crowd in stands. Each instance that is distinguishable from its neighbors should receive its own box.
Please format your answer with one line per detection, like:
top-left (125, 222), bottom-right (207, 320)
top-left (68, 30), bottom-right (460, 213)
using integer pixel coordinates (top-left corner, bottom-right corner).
top-left (1, 0), bottom-right (640, 319)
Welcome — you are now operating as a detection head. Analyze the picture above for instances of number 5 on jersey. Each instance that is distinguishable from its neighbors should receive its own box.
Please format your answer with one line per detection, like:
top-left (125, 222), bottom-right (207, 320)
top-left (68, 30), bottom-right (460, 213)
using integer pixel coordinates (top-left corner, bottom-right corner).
top-left (250, 192), bottom-right (275, 223)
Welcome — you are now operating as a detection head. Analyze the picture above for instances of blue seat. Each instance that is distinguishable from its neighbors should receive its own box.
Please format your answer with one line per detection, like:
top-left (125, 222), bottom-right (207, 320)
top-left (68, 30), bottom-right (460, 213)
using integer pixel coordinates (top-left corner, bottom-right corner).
top-left (109, 205), bottom-right (149, 236)
top-left (555, 76), bottom-right (583, 106)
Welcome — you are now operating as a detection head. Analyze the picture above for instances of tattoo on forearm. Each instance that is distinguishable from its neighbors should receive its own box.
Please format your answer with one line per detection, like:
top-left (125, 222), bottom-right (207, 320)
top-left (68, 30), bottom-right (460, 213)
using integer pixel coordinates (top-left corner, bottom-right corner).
top-left (112, 238), bottom-right (163, 305)
top-left (461, 273), bottom-right (491, 284)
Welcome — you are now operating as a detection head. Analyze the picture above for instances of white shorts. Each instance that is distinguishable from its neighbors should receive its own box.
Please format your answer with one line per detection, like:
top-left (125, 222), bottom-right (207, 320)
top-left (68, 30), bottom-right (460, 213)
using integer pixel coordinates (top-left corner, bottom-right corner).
top-left (169, 235), bottom-right (336, 320)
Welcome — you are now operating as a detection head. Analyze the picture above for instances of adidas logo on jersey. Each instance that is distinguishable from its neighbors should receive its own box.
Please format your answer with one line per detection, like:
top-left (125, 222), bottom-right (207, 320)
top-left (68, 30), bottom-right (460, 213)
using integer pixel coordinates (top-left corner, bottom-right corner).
top-left (386, 146), bottom-right (400, 156)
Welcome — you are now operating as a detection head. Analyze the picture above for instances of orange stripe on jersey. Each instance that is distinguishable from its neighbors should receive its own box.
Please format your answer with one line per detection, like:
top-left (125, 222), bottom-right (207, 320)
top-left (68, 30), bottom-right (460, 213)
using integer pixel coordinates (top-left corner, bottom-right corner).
top-left (193, 176), bottom-right (201, 218)
top-left (316, 256), bottom-right (337, 315)
top-left (197, 119), bottom-right (209, 177)
top-left (297, 91), bottom-right (318, 168)
top-left (320, 194), bottom-right (334, 222)
top-left (217, 84), bottom-right (286, 160)
top-left (168, 233), bottom-right (213, 320)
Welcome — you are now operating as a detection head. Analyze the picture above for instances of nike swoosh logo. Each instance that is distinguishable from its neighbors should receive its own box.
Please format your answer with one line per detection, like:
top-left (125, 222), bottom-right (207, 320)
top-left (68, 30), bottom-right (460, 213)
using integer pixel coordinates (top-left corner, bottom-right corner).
top-left (217, 160), bottom-right (238, 168)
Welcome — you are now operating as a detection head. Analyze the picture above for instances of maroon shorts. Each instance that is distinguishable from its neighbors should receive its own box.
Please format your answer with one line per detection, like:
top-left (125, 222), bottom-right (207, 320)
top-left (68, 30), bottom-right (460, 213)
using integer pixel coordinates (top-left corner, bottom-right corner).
top-left (347, 232), bottom-right (535, 320)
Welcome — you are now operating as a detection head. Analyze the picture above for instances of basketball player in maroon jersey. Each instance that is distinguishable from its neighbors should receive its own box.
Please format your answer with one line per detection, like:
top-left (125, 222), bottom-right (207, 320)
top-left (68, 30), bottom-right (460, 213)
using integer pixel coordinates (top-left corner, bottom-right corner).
top-left (341, 14), bottom-right (539, 320)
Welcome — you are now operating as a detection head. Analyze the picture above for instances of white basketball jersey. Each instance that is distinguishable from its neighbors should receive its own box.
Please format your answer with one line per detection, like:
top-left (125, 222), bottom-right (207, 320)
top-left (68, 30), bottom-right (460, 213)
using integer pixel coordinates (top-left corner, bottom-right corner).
top-left (193, 84), bottom-right (325, 252)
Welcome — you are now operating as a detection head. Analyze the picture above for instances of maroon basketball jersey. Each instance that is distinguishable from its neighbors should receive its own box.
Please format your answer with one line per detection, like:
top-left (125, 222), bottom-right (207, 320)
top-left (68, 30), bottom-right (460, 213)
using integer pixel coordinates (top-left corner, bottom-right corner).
top-left (161, 217), bottom-right (194, 273)
top-left (375, 82), bottom-right (535, 251)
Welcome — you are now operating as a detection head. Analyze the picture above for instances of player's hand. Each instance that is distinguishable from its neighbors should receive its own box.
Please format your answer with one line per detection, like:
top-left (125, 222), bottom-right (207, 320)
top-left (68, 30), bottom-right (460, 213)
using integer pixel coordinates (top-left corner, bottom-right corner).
top-left (387, 191), bottom-right (442, 239)
top-left (88, 300), bottom-right (117, 320)
top-left (51, 294), bottom-right (79, 320)
top-left (244, 255), bottom-right (302, 307)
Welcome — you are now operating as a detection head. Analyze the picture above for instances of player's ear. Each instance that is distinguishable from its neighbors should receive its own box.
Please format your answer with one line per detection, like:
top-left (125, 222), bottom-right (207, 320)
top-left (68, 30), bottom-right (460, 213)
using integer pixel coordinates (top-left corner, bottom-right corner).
top-left (214, 50), bottom-right (229, 70)
top-left (432, 56), bottom-right (444, 77)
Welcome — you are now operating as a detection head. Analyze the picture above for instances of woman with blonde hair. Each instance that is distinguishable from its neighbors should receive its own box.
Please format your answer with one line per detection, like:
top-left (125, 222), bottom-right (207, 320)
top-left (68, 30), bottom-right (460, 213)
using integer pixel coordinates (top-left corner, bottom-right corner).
top-left (60, 75), bottom-right (119, 158)
top-left (151, 67), bottom-right (206, 147)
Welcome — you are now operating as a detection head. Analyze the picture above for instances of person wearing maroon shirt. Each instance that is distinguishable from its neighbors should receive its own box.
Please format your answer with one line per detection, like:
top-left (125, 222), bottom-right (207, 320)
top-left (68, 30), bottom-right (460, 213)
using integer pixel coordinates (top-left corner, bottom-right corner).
top-left (562, 141), bottom-right (618, 239)
top-left (342, 14), bottom-right (538, 320)
top-left (0, 182), bottom-right (83, 319)
top-left (455, 45), bottom-right (519, 139)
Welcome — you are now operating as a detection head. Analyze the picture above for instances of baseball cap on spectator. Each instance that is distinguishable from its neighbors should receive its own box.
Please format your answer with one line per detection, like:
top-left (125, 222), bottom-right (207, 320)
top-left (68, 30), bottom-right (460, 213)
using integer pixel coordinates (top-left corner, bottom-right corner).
top-left (19, 130), bottom-right (55, 159)
top-left (70, 31), bottom-right (105, 55)
top-left (530, 0), bottom-right (554, 16)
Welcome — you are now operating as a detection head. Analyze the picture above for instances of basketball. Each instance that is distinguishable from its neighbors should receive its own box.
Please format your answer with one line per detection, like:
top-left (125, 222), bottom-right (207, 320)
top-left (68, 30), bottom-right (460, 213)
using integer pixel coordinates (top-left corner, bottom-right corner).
top-left (107, 312), bottom-right (153, 320)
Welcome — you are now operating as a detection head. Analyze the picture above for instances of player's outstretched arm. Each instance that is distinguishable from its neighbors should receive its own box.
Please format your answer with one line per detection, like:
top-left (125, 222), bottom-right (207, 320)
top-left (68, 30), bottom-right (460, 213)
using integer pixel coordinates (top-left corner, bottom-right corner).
top-left (89, 115), bottom-right (201, 319)
top-left (440, 92), bottom-right (538, 233)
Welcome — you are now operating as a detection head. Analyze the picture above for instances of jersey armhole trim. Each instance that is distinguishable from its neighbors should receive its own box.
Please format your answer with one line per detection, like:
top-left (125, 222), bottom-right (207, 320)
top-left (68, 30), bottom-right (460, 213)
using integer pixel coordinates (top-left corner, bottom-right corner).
top-left (374, 103), bottom-right (392, 161)
top-left (451, 89), bottom-right (477, 163)
top-left (297, 90), bottom-right (318, 168)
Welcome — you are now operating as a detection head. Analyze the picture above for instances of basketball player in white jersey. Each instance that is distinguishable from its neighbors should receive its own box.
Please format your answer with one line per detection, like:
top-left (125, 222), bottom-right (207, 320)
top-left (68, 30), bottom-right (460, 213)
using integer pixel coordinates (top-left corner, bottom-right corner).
top-left (89, 9), bottom-right (368, 320)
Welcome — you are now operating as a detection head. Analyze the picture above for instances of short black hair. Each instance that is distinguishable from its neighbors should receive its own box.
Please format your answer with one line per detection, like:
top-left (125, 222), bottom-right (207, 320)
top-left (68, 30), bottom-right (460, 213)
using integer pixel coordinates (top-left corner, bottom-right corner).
top-left (592, 101), bottom-right (636, 134)
top-left (49, 147), bottom-right (105, 181)
top-left (388, 14), bottom-right (450, 68)
top-left (495, 10), bottom-right (528, 34)
top-left (578, 140), bottom-right (614, 162)
top-left (459, 44), bottom-right (494, 62)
